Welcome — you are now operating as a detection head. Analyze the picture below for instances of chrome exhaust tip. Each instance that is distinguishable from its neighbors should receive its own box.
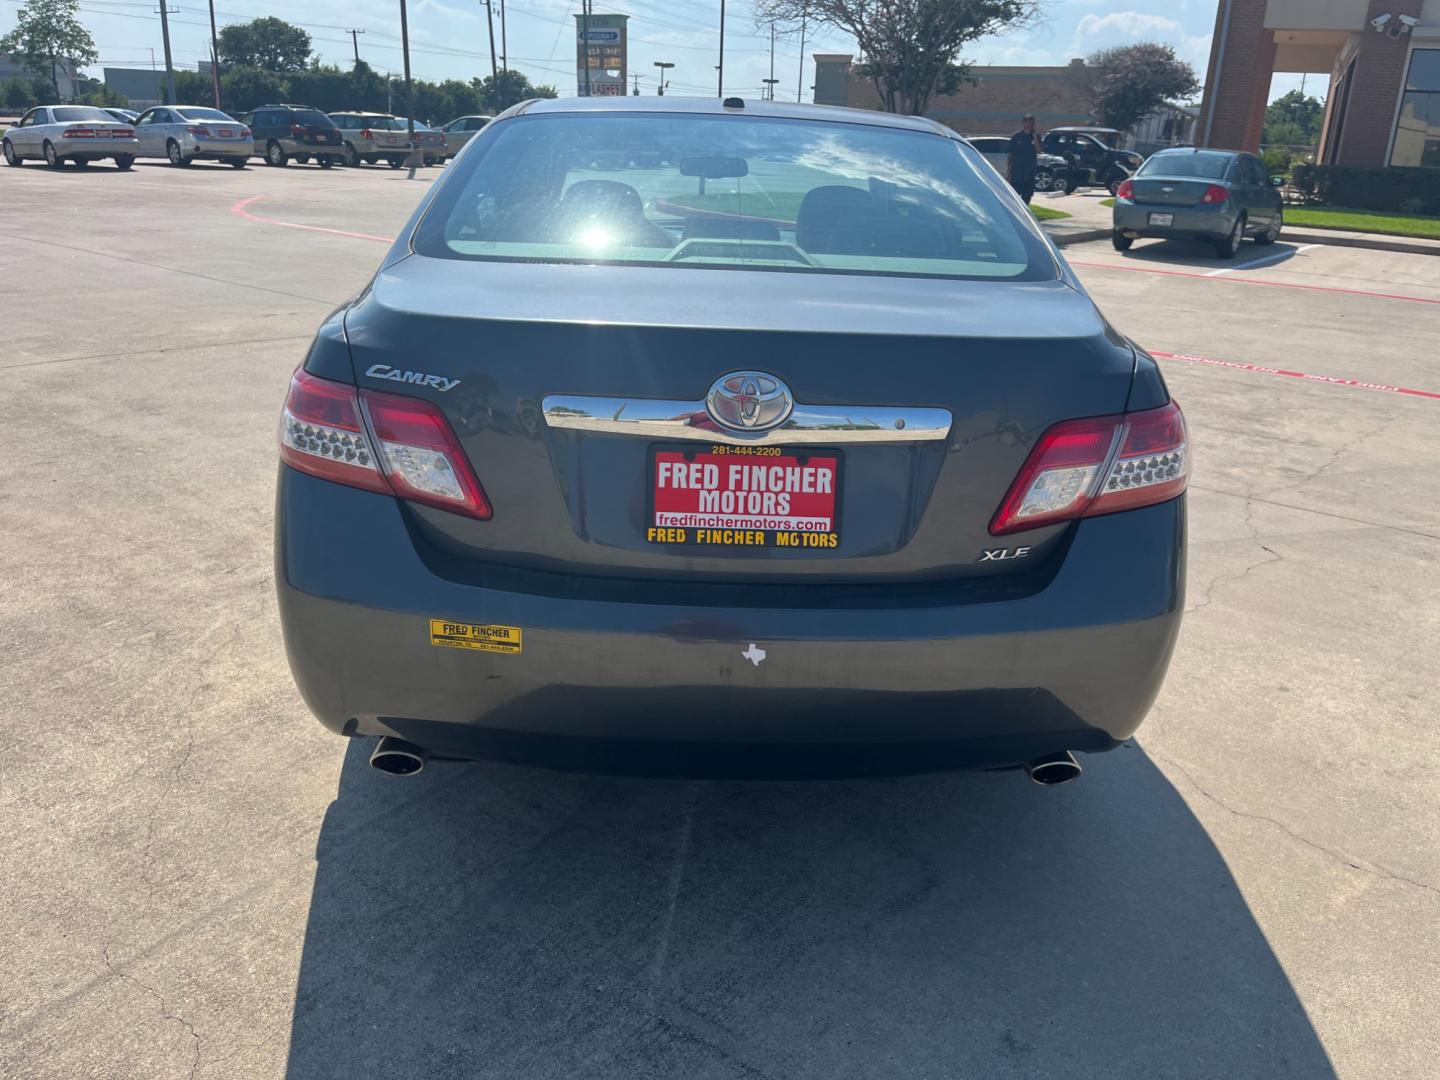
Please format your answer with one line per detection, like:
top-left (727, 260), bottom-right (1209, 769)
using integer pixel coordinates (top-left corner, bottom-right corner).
top-left (1024, 751), bottom-right (1082, 787)
top-left (369, 736), bottom-right (427, 777)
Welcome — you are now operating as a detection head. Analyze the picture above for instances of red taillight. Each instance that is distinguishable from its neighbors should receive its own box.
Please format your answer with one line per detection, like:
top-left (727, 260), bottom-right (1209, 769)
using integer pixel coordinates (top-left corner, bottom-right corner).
top-left (62, 127), bottom-right (95, 138)
top-left (240, 126), bottom-right (251, 138)
top-left (360, 127), bottom-right (373, 139)
top-left (990, 402), bottom-right (1188, 535)
top-left (291, 124), bottom-right (305, 136)
top-left (279, 370), bottom-right (491, 519)
top-left (1201, 184), bottom-right (1228, 204)
top-left (186, 125), bottom-right (212, 138)
top-left (1115, 179), bottom-right (1133, 200)
top-left (113, 127), bottom-right (134, 138)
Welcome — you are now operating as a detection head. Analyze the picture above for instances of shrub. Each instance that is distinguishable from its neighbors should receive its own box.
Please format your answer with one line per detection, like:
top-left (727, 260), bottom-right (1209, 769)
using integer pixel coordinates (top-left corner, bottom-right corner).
top-left (1289, 164), bottom-right (1440, 215)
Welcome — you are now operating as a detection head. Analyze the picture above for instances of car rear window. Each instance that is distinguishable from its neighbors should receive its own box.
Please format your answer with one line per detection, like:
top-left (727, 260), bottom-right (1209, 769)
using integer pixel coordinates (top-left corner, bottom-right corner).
top-left (178, 107), bottom-right (233, 122)
top-left (292, 110), bottom-right (334, 127)
top-left (414, 112), bottom-right (1052, 281)
top-left (1139, 152), bottom-right (1233, 179)
top-left (53, 107), bottom-right (114, 123)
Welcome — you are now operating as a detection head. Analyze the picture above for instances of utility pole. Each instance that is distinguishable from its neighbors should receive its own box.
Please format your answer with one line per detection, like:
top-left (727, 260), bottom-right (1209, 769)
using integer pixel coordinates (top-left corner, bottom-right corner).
top-left (762, 78), bottom-right (778, 100)
top-left (654, 60), bottom-right (673, 96)
top-left (207, 0), bottom-right (221, 108)
top-left (766, 23), bottom-right (775, 99)
top-left (581, 0), bottom-right (591, 97)
top-left (796, 5), bottom-right (807, 102)
top-left (500, 0), bottom-right (508, 74)
top-left (156, 3), bottom-right (177, 107)
top-left (717, 0), bottom-right (725, 96)
top-left (346, 28), bottom-right (366, 65)
top-left (399, 0), bottom-right (418, 169)
top-left (631, 73), bottom-right (641, 95)
top-left (484, 0), bottom-right (499, 84)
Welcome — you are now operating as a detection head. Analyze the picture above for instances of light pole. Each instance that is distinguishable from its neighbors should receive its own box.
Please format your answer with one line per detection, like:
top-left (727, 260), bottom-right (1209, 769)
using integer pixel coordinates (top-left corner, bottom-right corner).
top-left (208, 0), bottom-right (222, 108)
top-left (717, 0), bottom-right (725, 97)
top-left (398, 0), bottom-right (418, 170)
top-left (796, 5), bottom-right (807, 102)
top-left (654, 61), bottom-right (673, 96)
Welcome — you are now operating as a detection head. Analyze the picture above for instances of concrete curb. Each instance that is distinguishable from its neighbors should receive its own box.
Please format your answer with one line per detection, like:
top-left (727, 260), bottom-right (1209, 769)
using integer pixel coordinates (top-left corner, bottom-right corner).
top-left (1042, 225), bottom-right (1111, 247)
top-left (1280, 228), bottom-right (1440, 257)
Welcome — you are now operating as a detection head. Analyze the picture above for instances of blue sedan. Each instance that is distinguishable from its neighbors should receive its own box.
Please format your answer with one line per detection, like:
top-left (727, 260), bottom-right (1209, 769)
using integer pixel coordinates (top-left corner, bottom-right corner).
top-left (1112, 148), bottom-right (1284, 259)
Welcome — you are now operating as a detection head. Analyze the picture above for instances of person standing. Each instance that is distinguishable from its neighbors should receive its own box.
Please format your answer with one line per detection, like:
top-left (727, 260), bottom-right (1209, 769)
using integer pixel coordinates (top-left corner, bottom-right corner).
top-left (1007, 114), bottom-right (1044, 205)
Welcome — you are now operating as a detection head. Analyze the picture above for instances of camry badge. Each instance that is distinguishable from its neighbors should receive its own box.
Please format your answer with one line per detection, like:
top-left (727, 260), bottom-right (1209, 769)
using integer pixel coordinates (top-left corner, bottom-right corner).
top-left (706, 371), bottom-right (793, 432)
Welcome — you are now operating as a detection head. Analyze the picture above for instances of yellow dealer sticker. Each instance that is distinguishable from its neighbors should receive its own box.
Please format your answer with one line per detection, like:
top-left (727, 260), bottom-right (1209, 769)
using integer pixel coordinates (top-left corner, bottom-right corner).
top-left (429, 620), bottom-right (523, 654)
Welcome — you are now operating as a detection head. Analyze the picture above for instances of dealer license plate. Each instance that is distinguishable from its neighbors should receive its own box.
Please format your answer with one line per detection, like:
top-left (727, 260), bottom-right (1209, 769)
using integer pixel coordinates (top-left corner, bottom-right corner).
top-left (647, 446), bottom-right (842, 550)
top-left (1149, 212), bottom-right (1175, 227)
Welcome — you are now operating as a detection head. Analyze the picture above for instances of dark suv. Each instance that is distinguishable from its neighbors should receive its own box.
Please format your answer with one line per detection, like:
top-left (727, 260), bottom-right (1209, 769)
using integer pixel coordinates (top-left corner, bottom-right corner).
top-left (239, 104), bottom-right (344, 168)
top-left (1042, 128), bottom-right (1144, 196)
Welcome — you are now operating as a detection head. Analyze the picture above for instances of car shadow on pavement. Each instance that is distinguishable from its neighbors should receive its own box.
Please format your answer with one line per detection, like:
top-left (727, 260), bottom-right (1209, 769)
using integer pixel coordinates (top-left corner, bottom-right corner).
top-left (1119, 238), bottom-right (1307, 270)
top-left (284, 740), bottom-right (1337, 1080)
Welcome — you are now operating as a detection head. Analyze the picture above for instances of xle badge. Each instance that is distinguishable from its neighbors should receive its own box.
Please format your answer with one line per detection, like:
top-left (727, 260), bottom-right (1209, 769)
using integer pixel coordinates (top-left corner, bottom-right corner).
top-left (741, 643), bottom-right (767, 667)
top-left (979, 546), bottom-right (1031, 562)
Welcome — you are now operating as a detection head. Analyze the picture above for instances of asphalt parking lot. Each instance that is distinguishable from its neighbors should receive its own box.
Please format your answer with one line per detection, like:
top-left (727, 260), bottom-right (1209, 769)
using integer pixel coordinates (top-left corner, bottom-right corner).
top-left (1, 159), bottom-right (1437, 1080)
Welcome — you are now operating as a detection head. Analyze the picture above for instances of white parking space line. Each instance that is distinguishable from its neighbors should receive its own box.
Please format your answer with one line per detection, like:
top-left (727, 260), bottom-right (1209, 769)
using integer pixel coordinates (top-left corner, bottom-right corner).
top-left (1205, 243), bottom-right (1322, 277)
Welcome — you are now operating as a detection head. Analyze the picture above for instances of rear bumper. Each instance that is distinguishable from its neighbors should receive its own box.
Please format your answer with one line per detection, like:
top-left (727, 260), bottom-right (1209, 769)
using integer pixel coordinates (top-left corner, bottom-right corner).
top-left (1114, 201), bottom-right (1233, 239)
top-left (276, 468), bottom-right (1185, 770)
top-left (56, 137), bottom-right (138, 155)
top-left (186, 137), bottom-right (253, 158)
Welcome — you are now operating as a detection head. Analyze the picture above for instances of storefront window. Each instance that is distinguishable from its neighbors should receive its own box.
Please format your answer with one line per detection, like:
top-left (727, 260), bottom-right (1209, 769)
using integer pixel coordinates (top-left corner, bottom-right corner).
top-left (1391, 49), bottom-right (1440, 168)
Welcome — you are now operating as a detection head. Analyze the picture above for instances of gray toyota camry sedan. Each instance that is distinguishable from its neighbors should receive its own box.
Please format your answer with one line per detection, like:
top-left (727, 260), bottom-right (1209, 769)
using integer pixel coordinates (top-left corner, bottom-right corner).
top-left (275, 97), bottom-right (1188, 784)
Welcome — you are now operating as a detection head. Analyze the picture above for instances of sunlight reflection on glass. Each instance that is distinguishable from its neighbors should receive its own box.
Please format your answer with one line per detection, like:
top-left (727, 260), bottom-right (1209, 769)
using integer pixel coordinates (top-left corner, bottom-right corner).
top-left (579, 226), bottom-right (614, 250)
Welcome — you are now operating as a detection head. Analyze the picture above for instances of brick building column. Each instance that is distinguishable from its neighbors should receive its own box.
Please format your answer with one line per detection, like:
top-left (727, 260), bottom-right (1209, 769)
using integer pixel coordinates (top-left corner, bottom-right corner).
top-left (1198, 0), bottom-right (1273, 151)
top-left (1334, 0), bottom-right (1424, 166)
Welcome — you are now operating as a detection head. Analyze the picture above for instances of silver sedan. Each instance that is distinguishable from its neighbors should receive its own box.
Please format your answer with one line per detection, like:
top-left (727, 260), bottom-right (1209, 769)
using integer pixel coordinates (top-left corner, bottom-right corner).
top-left (3, 105), bottom-right (139, 169)
top-left (133, 106), bottom-right (253, 167)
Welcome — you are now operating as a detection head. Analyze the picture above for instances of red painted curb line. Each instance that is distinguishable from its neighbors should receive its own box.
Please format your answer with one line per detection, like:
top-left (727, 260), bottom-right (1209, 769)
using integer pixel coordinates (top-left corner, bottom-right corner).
top-left (230, 194), bottom-right (392, 243)
top-left (1152, 349), bottom-right (1440, 401)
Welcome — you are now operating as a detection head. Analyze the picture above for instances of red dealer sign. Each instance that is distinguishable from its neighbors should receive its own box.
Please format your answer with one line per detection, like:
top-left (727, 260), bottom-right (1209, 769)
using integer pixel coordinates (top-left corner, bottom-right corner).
top-left (648, 448), bottom-right (842, 547)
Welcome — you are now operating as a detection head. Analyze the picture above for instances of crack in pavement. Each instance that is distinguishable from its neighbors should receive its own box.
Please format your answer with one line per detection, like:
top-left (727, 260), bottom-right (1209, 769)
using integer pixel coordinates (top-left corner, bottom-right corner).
top-left (1152, 751), bottom-right (1439, 899)
top-left (1186, 498), bottom-right (1284, 614)
top-left (101, 946), bottom-right (202, 1080)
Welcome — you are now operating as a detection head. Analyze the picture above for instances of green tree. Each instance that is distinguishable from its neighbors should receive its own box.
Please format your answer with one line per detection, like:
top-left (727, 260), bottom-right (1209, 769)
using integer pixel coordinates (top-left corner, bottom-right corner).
top-left (4, 76), bottom-right (38, 111)
top-left (348, 59), bottom-right (386, 112)
top-left (0, 0), bottom-right (98, 102)
top-left (755, 0), bottom-right (1037, 115)
top-left (217, 17), bottom-right (311, 73)
top-left (1079, 43), bottom-right (1199, 132)
top-left (73, 75), bottom-right (128, 107)
top-left (220, 66), bottom-right (289, 113)
top-left (473, 69), bottom-right (557, 114)
top-left (168, 69), bottom-right (212, 106)
top-left (288, 62), bottom-right (352, 112)
top-left (1264, 90), bottom-right (1323, 145)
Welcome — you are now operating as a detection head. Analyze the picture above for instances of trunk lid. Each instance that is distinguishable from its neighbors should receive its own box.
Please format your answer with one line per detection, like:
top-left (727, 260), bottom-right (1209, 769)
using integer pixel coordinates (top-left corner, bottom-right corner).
top-left (343, 257), bottom-right (1137, 583)
top-left (1129, 177), bottom-right (1222, 207)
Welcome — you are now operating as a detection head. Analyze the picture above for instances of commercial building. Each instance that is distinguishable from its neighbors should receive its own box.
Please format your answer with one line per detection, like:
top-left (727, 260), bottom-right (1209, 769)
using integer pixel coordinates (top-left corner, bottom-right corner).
top-left (1199, 0), bottom-right (1440, 167)
top-left (1, 55), bottom-right (81, 100)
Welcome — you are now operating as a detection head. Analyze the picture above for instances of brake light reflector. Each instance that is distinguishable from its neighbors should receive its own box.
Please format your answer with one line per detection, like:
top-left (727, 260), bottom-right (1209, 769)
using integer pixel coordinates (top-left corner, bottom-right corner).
top-left (1201, 184), bottom-right (1228, 204)
top-left (278, 370), bottom-right (491, 519)
top-left (990, 402), bottom-right (1188, 535)
top-left (1115, 179), bottom-right (1133, 200)
top-left (279, 370), bottom-right (388, 494)
top-left (360, 127), bottom-right (373, 139)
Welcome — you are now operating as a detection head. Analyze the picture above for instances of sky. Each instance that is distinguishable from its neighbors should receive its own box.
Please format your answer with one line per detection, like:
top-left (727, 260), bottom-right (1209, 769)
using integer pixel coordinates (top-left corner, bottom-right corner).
top-left (1, 0), bottom-right (1315, 105)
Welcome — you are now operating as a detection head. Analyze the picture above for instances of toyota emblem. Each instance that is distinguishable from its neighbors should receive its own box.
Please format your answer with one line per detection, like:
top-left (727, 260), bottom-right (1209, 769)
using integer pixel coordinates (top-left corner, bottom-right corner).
top-left (705, 372), bottom-right (793, 432)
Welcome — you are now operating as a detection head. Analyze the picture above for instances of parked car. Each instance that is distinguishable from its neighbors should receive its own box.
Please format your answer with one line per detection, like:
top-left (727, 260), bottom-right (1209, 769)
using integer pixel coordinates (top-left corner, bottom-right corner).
top-left (1042, 127), bottom-right (1143, 196)
top-left (2, 105), bottom-right (138, 169)
top-left (238, 103), bottom-right (343, 167)
top-left (275, 97), bottom-right (1188, 784)
top-left (965, 134), bottom-right (1086, 194)
top-left (394, 118), bottom-right (446, 164)
top-left (133, 105), bottom-right (252, 167)
top-left (328, 111), bottom-right (412, 168)
top-left (104, 108), bottom-right (139, 124)
top-left (1112, 147), bottom-right (1284, 259)
top-left (440, 114), bottom-right (492, 156)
